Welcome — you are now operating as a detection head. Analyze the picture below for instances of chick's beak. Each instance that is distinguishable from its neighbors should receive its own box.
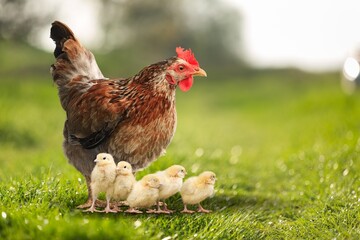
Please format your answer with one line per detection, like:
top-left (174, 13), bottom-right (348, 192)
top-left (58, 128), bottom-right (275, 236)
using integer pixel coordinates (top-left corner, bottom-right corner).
top-left (94, 159), bottom-right (98, 162)
top-left (193, 67), bottom-right (207, 77)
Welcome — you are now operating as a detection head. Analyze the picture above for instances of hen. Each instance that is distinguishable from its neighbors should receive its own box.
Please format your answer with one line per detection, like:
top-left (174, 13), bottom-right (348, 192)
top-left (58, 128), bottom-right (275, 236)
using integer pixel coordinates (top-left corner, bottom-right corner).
top-left (49, 21), bottom-right (207, 208)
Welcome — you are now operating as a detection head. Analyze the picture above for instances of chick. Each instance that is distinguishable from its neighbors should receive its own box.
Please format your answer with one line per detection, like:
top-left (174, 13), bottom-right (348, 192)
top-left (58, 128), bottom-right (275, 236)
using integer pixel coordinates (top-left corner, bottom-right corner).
top-left (125, 174), bottom-right (161, 214)
top-left (154, 165), bottom-right (187, 213)
top-left (83, 153), bottom-right (117, 213)
top-left (180, 171), bottom-right (216, 214)
top-left (112, 161), bottom-right (136, 211)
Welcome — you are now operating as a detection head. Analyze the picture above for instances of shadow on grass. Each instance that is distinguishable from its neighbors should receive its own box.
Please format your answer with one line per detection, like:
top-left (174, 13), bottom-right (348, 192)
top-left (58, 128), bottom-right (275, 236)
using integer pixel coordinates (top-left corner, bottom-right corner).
top-left (209, 192), bottom-right (306, 221)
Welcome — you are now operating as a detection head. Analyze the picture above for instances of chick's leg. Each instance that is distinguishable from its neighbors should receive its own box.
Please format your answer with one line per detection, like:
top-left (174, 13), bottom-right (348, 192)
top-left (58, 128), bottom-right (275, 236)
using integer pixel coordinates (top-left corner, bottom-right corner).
top-left (125, 208), bottom-right (143, 214)
top-left (181, 204), bottom-right (195, 214)
top-left (162, 202), bottom-right (174, 213)
top-left (197, 203), bottom-right (211, 213)
top-left (102, 195), bottom-right (117, 213)
top-left (154, 201), bottom-right (171, 214)
top-left (83, 189), bottom-right (101, 213)
top-left (83, 198), bottom-right (97, 213)
top-left (146, 208), bottom-right (158, 214)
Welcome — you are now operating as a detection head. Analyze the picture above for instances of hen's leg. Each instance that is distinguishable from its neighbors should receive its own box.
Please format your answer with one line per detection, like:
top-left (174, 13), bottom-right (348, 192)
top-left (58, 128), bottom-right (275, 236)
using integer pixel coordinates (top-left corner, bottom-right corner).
top-left (76, 176), bottom-right (106, 209)
top-left (116, 201), bottom-right (129, 207)
top-left (77, 175), bottom-right (93, 209)
top-left (112, 204), bottom-right (121, 212)
top-left (83, 198), bottom-right (97, 213)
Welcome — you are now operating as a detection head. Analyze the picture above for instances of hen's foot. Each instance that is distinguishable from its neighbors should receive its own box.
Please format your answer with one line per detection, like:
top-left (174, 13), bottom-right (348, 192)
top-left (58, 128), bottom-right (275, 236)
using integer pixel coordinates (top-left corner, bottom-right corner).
top-left (77, 199), bottom-right (92, 209)
top-left (112, 205), bottom-right (122, 212)
top-left (115, 201), bottom-right (129, 207)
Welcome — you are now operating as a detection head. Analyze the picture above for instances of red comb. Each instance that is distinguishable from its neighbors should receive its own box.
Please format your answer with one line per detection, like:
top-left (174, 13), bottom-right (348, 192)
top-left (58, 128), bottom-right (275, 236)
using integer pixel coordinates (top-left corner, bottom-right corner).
top-left (176, 47), bottom-right (199, 67)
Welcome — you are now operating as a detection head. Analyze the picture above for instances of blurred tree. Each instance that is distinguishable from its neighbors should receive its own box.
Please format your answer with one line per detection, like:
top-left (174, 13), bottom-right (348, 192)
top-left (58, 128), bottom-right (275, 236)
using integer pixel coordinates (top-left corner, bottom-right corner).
top-left (0, 0), bottom-right (244, 74)
top-left (98, 0), bottom-right (244, 69)
top-left (0, 0), bottom-right (53, 42)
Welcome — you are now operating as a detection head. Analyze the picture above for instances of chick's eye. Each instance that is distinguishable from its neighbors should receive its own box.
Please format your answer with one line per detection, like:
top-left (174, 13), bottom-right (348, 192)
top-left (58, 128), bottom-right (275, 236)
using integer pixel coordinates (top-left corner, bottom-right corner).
top-left (124, 166), bottom-right (127, 168)
top-left (103, 157), bottom-right (106, 160)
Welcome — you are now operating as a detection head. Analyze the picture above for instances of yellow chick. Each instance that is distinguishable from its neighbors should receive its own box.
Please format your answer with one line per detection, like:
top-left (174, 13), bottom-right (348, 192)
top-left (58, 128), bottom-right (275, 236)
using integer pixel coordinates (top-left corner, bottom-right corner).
top-left (125, 174), bottom-right (161, 214)
top-left (83, 153), bottom-right (117, 213)
top-left (180, 171), bottom-right (216, 214)
top-left (154, 165), bottom-right (187, 213)
top-left (112, 161), bottom-right (136, 211)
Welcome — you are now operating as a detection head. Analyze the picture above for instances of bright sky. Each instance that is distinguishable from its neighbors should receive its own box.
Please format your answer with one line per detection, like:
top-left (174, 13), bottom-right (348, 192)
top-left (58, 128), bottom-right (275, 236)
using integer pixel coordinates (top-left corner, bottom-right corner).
top-left (233, 0), bottom-right (360, 71)
top-left (40, 0), bottom-right (360, 72)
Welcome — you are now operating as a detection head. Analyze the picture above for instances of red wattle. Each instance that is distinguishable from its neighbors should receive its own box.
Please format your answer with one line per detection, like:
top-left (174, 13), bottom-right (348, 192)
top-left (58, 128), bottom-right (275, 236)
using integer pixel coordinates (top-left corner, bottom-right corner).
top-left (178, 77), bottom-right (193, 92)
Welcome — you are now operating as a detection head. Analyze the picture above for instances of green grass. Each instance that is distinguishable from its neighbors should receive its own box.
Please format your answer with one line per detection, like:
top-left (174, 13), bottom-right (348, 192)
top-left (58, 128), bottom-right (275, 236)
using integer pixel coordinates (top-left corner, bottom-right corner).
top-left (1, 51), bottom-right (360, 238)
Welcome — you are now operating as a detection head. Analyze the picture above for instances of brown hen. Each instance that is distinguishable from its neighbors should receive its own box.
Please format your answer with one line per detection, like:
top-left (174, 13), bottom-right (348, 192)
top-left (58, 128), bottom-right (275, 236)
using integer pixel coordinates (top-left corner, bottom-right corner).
top-left (49, 21), bottom-right (207, 208)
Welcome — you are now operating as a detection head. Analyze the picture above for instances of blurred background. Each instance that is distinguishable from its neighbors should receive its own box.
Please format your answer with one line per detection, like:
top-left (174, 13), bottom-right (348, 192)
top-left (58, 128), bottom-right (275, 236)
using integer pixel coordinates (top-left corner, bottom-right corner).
top-left (1, 0), bottom-right (360, 76)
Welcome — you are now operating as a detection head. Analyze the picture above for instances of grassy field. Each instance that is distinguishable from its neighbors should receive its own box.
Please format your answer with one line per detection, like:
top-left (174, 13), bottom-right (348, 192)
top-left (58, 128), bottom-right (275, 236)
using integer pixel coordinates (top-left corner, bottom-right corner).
top-left (0, 44), bottom-right (359, 239)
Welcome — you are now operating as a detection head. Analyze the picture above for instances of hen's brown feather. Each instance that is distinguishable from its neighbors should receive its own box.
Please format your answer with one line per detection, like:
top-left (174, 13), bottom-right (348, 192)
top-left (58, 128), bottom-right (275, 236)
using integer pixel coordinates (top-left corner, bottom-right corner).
top-left (50, 21), bottom-right (178, 174)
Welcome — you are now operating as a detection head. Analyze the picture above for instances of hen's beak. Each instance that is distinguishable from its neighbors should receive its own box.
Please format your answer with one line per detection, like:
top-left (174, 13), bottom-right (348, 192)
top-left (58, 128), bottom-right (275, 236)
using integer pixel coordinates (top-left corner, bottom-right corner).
top-left (193, 67), bottom-right (207, 77)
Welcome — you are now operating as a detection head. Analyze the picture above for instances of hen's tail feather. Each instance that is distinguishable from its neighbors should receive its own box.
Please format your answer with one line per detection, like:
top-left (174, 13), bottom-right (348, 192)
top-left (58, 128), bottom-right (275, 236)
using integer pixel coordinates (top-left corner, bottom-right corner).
top-left (50, 21), bottom-right (105, 109)
top-left (50, 21), bottom-right (77, 58)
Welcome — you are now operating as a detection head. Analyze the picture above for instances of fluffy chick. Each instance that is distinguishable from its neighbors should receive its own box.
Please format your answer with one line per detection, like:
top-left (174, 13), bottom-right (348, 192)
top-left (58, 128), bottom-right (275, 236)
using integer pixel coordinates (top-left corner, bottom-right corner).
top-left (154, 165), bottom-right (186, 213)
top-left (112, 161), bottom-right (136, 211)
top-left (84, 153), bottom-right (117, 213)
top-left (180, 171), bottom-right (216, 214)
top-left (125, 174), bottom-right (161, 214)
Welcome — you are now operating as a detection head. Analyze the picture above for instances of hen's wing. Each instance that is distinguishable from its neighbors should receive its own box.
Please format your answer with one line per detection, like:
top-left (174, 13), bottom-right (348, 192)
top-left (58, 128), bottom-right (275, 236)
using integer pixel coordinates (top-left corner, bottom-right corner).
top-left (65, 78), bottom-right (132, 149)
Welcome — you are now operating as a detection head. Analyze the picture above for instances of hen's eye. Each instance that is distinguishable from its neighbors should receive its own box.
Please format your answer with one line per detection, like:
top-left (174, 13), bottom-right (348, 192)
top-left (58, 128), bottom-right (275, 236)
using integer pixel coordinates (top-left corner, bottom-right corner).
top-left (179, 65), bottom-right (184, 71)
